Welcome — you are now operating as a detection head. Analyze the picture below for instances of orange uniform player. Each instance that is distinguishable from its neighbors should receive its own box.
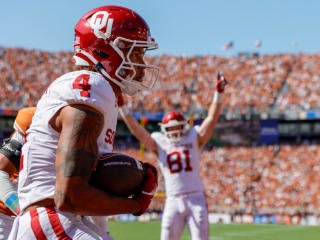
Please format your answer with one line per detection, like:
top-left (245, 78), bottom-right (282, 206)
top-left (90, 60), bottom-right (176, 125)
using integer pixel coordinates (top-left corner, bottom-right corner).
top-left (0, 107), bottom-right (35, 239)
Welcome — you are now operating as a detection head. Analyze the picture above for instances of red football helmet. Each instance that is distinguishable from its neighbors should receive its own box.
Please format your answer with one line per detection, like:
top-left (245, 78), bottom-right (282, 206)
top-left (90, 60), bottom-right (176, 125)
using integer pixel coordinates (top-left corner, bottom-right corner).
top-left (73, 5), bottom-right (159, 95)
top-left (159, 111), bottom-right (188, 142)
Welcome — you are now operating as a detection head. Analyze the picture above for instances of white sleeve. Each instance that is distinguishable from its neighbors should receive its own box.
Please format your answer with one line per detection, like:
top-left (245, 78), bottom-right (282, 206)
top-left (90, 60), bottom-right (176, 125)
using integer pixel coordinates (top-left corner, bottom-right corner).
top-left (0, 170), bottom-right (20, 215)
top-left (86, 216), bottom-right (109, 233)
top-left (10, 130), bottom-right (25, 145)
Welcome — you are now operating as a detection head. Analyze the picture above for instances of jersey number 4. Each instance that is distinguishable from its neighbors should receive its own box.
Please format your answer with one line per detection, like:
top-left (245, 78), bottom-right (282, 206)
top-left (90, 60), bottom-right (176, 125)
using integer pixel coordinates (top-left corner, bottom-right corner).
top-left (72, 74), bottom-right (92, 97)
top-left (167, 149), bottom-right (192, 173)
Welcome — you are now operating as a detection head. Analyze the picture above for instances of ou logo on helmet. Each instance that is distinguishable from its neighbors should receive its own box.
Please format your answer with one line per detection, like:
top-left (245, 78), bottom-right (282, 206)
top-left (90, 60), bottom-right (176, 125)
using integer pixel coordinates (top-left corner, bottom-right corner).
top-left (89, 11), bottom-right (114, 39)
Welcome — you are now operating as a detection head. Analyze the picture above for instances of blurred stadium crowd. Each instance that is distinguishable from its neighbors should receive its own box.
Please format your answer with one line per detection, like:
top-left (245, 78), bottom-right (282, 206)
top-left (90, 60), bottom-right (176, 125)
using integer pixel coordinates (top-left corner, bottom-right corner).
top-left (1, 47), bottom-right (320, 117)
top-left (1, 47), bottom-right (320, 224)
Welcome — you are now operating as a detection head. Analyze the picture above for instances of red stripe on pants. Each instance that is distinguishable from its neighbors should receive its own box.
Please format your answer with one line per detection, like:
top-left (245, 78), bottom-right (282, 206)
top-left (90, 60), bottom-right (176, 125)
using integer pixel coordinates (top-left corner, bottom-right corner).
top-left (46, 207), bottom-right (72, 240)
top-left (30, 209), bottom-right (47, 240)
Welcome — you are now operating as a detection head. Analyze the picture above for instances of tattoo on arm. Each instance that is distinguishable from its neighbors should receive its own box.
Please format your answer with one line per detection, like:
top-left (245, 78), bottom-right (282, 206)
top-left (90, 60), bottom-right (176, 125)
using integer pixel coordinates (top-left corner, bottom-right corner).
top-left (64, 150), bottom-right (96, 177)
top-left (58, 107), bottom-right (103, 178)
top-left (54, 106), bottom-right (104, 213)
top-left (54, 190), bottom-right (76, 213)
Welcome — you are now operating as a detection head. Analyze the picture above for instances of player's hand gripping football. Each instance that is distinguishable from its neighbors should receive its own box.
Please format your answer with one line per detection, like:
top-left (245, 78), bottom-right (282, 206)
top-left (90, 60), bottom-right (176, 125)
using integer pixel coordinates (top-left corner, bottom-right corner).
top-left (133, 163), bottom-right (158, 216)
top-left (216, 71), bottom-right (228, 93)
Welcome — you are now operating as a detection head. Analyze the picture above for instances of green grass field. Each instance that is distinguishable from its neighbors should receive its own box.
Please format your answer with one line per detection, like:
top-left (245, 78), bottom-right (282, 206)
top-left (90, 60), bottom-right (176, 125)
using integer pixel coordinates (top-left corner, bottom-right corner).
top-left (108, 221), bottom-right (320, 240)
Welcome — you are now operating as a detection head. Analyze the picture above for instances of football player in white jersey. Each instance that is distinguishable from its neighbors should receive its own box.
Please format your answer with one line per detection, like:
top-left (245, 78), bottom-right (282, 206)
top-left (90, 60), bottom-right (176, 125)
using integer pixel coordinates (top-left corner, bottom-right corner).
top-left (8, 5), bottom-right (158, 240)
top-left (0, 108), bottom-right (114, 239)
top-left (119, 72), bottom-right (228, 240)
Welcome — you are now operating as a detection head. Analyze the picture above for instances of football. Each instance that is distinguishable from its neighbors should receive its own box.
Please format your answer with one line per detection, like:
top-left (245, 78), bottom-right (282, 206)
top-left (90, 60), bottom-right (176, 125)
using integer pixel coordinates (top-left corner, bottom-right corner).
top-left (90, 152), bottom-right (146, 197)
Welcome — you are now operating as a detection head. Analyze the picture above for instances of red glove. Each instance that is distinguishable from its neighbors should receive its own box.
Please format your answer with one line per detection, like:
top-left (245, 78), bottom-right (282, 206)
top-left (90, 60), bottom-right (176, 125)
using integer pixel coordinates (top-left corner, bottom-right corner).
top-left (133, 163), bottom-right (158, 216)
top-left (216, 71), bottom-right (228, 93)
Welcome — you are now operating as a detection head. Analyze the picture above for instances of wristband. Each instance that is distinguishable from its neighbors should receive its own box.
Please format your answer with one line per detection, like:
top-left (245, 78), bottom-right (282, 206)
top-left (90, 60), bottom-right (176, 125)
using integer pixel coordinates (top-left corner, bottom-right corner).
top-left (3, 191), bottom-right (20, 215)
top-left (213, 91), bottom-right (221, 104)
top-left (119, 106), bottom-right (129, 117)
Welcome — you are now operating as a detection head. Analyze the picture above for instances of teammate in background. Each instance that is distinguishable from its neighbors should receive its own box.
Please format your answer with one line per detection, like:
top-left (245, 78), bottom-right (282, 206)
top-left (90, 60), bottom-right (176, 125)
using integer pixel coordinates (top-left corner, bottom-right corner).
top-left (8, 5), bottom-right (158, 240)
top-left (0, 107), bottom-right (35, 240)
top-left (119, 72), bottom-right (228, 240)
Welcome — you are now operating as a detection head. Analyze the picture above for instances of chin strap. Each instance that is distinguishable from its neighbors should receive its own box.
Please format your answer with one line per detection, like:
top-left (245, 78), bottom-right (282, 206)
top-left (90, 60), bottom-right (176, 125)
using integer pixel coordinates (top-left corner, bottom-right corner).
top-left (74, 49), bottom-right (127, 92)
top-left (74, 49), bottom-right (147, 96)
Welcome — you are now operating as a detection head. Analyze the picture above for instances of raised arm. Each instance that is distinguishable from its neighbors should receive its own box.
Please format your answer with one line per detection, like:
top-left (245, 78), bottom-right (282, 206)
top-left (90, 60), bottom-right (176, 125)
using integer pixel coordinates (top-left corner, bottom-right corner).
top-left (197, 72), bottom-right (228, 149)
top-left (118, 95), bottom-right (158, 154)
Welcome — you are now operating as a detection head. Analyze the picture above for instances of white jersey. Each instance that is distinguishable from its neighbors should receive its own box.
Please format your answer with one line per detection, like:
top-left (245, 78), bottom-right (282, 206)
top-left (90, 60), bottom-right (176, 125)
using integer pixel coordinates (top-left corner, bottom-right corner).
top-left (18, 70), bottom-right (118, 212)
top-left (151, 126), bottom-right (205, 196)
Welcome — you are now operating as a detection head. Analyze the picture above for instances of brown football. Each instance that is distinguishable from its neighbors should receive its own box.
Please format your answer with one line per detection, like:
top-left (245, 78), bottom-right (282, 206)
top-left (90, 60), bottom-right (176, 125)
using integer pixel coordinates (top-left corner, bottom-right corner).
top-left (90, 152), bottom-right (145, 197)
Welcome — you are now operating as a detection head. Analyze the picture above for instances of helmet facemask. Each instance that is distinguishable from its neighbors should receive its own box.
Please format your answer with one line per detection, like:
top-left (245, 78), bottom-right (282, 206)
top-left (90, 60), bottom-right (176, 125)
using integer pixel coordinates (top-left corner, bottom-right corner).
top-left (160, 120), bottom-right (188, 143)
top-left (112, 37), bottom-right (159, 96)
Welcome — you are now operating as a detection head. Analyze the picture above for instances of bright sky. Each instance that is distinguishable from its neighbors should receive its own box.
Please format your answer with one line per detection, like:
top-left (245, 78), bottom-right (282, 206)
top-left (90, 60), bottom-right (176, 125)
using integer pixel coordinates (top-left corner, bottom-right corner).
top-left (1, 0), bottom-right (319, 56)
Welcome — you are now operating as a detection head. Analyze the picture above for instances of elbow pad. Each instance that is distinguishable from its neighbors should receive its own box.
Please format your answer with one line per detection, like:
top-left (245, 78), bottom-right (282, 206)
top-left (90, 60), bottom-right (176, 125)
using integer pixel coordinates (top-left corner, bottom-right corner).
top-left (0, 132), bottom-right (23, 170)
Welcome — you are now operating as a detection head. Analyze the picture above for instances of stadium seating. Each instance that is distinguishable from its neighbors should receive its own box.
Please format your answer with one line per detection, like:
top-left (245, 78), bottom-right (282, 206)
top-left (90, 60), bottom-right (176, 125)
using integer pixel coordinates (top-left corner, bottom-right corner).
top-left (1, 47), bottom-right (320, 223)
